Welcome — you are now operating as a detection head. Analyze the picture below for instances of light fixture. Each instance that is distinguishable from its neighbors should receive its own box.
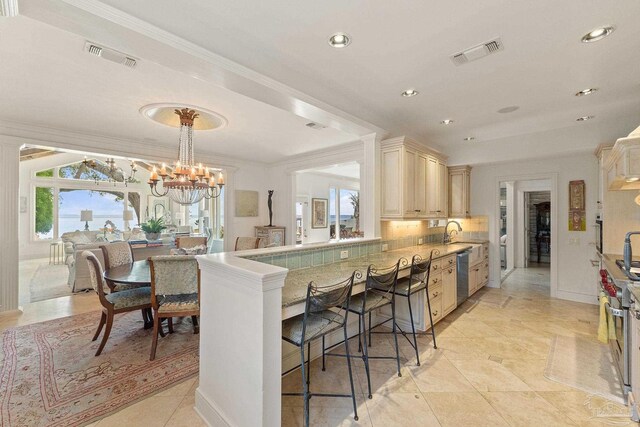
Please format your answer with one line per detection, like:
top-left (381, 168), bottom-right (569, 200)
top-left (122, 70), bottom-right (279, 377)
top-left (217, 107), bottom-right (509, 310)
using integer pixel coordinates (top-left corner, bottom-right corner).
top-left (581, 26), bottom-right (614, 43)
top-left (635, 193), bottom-right (640, 206)
top-left (497, 106), bottom-right (519, 114)
top-left (575, 88), bottom-right (598, 96)
top-left (148, 108), bottom-right (224, 205)
top-left (463, 137), bottom-right (475, 141)
top-left (440, 119), bottom-right (454, 125)
top-left (328, 33), bottom-right (351, 48)
top-left (80, 210), bottom-right (93, 231)
top-left (576, 115), bottom-right (595, 121)
top-left (626, 177), bottom-right (640, 183)
top-left (401, 89), bottom-right (419, 97)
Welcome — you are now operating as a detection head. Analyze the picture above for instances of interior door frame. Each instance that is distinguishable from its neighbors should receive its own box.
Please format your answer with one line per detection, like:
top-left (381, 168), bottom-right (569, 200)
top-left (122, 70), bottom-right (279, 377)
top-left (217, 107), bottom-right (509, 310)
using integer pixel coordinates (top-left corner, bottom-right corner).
top-left (295, 195), bottom-right (309, 244)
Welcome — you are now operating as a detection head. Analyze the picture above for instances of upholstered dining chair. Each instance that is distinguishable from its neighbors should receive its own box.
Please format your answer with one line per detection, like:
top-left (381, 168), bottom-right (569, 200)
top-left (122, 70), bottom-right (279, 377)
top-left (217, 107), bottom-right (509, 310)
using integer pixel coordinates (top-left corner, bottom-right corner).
top-left (234, 237), bottom-right (264, 251)
top-left (101, 242), bottom-right (138, 292)
top-left (84, 251), bottom-right (152, 356)
top-left (176, 236), bottom-right (207, 249)
top-left (148, 255), bottom-right (200, 361)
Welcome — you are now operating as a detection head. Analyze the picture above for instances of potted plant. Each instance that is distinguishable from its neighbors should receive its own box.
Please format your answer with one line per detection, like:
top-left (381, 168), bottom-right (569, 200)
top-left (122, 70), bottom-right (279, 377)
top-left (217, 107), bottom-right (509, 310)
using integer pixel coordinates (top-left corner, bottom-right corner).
top-left (141, 217), bottom-right (166, 241)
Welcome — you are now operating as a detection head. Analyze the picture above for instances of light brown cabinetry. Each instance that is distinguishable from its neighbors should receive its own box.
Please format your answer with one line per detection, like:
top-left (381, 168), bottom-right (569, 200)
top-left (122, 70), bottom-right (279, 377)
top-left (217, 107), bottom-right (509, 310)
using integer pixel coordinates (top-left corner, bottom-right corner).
top-left (469, 243), bottom-right (490, 296)
top-left (255, 226), bottom-right (285, 247)
top-left (380, 136), bottom-right (448, 219)
top-left (448, 165), bottom-right (472, 218)
top-left (425, 254), bottom-right (457, 327)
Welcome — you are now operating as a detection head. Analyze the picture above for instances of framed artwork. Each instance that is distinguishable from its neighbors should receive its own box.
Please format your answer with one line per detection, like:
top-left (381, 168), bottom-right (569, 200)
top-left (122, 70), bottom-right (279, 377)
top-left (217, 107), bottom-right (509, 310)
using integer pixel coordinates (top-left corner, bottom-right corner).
top-left (568, 180), bottom-right (586, 231)
top-left (235, 190), bottom-right (259, 217)
top-left (311, 198), bottom-right (328, 228)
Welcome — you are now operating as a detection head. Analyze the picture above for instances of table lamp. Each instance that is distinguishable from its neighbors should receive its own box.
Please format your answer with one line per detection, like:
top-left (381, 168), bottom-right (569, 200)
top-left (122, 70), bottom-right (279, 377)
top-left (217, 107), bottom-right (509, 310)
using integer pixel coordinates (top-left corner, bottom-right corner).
top-left (174, 212), bottom-right (185, 226)
top-left (123, 209), bottom-right (134, 230)
top-left (80, 210), bottom-right (93, 231)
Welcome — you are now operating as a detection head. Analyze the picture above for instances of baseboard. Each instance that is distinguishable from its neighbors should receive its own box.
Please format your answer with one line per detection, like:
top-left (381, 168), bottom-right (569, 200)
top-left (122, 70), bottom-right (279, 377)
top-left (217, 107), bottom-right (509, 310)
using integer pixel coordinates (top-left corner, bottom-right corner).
top-left (555, 289), bottom-right (598, 305)
top-left (194, 387), bottom-right (232, 427)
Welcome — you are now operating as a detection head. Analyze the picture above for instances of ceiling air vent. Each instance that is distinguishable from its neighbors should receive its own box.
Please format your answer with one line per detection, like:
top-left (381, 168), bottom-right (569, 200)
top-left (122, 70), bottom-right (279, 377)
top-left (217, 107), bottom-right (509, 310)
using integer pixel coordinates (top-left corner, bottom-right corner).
top-left (84, 41), bottom-right (138, 69)
top-left (305, 122), bottom-right (326, 130)
top-left (450, 37), bottom-right (504, 66)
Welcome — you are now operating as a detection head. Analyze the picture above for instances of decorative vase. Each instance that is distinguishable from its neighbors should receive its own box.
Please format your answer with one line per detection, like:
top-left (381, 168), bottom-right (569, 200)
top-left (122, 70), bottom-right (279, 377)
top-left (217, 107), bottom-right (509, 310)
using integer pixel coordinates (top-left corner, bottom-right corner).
top-left (145, 233), bottom-right (160, 241)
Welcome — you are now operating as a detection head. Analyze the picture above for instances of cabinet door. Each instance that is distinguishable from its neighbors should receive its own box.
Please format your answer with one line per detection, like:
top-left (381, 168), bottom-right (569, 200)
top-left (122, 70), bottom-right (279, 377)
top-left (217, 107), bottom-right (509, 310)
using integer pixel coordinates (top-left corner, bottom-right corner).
top-left (449, 171), bottom-right (464, 217)
top-left (403, 148), bottom-right (417, 216)
top-left (469, 264), bottom-right (481, 296)
top-left (426, 156), bottom-right (439, 215)
top-left (442, 264), bottom-right (457, 314)
top-left (415, 153), bottom-right (428, 217)
top-left (381, 147), bottom-right (403, 217)
top-left (437, 160), bottom-right (448, 217)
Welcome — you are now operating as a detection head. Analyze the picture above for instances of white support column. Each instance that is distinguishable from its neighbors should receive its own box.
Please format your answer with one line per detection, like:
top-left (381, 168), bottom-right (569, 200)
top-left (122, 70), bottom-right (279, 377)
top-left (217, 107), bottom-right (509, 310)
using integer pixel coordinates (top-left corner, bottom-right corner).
top-left (0, 137), bottom-right (21, 312)
top-left (195, 254), bottom-right (287, 427)
top-left (361, 133), bottom-right (380, 238)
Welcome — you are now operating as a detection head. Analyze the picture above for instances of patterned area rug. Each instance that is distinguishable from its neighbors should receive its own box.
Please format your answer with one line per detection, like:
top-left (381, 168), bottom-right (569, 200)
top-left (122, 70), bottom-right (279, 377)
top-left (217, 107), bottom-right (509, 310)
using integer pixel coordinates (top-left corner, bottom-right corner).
top-left (0, 311), bottom-right (199, 426)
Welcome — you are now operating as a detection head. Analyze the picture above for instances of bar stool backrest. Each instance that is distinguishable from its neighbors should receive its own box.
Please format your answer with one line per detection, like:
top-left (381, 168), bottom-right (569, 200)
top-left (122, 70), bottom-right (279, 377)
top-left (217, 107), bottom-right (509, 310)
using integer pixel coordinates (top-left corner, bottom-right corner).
top-left (408, 249), bottom-right (440, 293)
top-left (360, 258), bottom-right (407, 313)
top-left (302, 271), bottom-right (359, 342)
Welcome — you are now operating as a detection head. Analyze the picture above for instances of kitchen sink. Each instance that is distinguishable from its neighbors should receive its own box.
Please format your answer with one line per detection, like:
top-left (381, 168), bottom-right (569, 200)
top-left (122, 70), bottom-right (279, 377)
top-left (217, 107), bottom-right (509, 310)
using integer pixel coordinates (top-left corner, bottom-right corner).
top-left (468, 244), bottom-right (483, 265)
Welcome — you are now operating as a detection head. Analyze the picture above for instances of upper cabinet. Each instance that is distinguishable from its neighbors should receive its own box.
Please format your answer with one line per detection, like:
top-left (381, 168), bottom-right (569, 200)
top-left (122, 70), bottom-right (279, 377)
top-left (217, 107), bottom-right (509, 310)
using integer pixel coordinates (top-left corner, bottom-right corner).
top-left (381, 137), bottom-right (448, 219)
top-left (605, 125), bottom-right (640, 191)
top-left (448, 165), bottom-right (472, 218)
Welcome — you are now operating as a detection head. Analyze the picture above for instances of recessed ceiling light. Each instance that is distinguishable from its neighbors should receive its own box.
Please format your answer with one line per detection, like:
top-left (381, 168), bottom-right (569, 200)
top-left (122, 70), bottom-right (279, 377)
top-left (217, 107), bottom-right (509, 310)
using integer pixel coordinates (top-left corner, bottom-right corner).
top-left (575, 88), bottom-right (598, 97)
top-left (440, 119), bottom-right (454, 125)
top-left (401, 89), bottom-right (419, 97)
top-left (463, 137), bottom-right (475, 141)
top-left (576, 115), bottom-right (595, 121)
top-left (581, 26), bottom-right (614, 43)
top-left (328, 33), bottom-right (351, 48)
top-left (497, 106), bottom-right (519, 114)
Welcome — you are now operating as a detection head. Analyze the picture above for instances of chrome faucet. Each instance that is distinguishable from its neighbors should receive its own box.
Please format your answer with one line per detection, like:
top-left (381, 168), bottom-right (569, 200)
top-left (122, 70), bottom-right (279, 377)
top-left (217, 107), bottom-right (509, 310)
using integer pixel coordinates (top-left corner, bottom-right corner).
top-left (443, 220), bottom-right (462, 244)
top-left (623, 231), bottom-right (640, 280)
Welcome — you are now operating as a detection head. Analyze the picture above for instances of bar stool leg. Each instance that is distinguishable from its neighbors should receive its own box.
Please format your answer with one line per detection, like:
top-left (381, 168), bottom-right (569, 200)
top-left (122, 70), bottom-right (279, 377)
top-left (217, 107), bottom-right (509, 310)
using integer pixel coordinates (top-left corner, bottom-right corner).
top-left (357, 314), bottom-right (362, 352)
top-left (306, 341), bottom-right (311, 386)
top-left (361, 314), bottom-right (372, 399)
top-left (368, 311), bottom-right (372, 347)
top-left (391, 299), bottom-right (402, 377)
top-left (299, 345), bottom-right (310, 427)
top-left (407, 293), bottom-right (420, 366)
top-left (322, 335), bottom-right (326, 371)
top-left (343, 325), bottom-right (359, 421)
top-left (426, 289), bottom-right (437, 349)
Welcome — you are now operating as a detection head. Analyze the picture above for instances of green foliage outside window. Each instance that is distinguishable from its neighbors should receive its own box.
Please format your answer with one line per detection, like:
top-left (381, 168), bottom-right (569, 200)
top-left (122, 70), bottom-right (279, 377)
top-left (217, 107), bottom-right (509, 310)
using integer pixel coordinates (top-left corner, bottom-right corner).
top-left (35, 169), bottom-right (54, 236)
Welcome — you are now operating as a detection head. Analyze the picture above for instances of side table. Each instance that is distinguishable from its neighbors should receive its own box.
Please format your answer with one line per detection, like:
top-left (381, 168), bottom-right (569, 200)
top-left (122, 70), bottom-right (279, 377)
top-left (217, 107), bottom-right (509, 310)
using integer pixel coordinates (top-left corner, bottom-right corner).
top-left (49, 241), bottom-right (64, 265)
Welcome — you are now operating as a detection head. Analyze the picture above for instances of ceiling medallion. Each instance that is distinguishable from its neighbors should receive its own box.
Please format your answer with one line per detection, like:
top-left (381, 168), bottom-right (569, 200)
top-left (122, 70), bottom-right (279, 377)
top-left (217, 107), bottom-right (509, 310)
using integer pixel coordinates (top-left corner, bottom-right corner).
top-left (148, 108), bottom-right (224, 205)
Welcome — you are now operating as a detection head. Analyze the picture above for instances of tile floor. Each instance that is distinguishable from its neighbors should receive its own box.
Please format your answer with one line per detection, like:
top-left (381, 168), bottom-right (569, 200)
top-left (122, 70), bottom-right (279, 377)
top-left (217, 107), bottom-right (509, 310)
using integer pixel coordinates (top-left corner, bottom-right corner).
top-left (0, 265), bottom-right (633, 426)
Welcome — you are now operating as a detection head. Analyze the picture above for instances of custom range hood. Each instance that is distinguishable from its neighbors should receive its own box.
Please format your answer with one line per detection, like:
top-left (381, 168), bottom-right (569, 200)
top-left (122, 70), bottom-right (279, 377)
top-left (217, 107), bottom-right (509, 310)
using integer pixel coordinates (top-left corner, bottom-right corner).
top-left (606, 124), bottom-right (640, 191)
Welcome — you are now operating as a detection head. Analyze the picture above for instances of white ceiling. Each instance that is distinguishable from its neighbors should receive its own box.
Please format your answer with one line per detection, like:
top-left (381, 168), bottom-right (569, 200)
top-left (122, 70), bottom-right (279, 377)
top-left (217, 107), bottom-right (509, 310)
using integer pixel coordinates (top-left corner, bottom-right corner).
top-left (5, 0), bottom-right (640, 164)
top-left (0, 16), bottom-right (360, 163)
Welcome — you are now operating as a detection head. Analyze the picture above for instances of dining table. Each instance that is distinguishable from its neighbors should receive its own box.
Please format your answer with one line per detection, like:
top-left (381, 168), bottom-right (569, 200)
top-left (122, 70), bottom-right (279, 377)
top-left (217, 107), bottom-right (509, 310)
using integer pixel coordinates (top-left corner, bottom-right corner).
top-left (103, 260), bottom-right (154, 328)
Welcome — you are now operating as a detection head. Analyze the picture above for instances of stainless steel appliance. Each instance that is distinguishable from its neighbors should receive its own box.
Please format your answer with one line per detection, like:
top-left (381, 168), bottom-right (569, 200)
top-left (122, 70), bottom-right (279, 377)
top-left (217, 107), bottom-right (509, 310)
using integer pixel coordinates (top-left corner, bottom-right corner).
top-left (595, 219), bottom-right (603, 254)
top-left (456, 250), bottom-right (470, 306)
top-left (622, 231), bottom-right (640, 281)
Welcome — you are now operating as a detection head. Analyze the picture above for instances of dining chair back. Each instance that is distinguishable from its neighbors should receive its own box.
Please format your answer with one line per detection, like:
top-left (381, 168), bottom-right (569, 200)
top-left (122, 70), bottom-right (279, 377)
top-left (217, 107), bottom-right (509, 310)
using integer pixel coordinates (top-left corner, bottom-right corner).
top-left (234, 237), bottom-right (263, 251)
top-left (148, 255), bottom-right (200, 360)
top-left (176, 236), bottom-right (207, 249)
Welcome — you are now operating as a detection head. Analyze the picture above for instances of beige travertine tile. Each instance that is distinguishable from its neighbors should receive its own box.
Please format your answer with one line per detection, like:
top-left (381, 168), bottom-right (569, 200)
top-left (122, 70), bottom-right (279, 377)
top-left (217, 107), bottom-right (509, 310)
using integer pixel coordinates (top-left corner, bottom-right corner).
top-left (424, 391), bottom-right (509, 427)
top-left (365, 392), bottom-right (441, 426)
top-left (164, 394), bottom-right (207, 427)
top-left (432, 337), bottom-right (491, 360)
top-left (94, 396), bottom-right (182, 427)
top-left (481, 391), bottom-right (579, 426)
top-left (282, 404), bottom-right (371, 427)
top-left (447, 320), bottom-right (505, 338)
top-left (407, 355), bottom-right (475, 392)
top-left (500, 358), bottom-right (574, 391)
top-left (537, 390), bottom-right (634, 427)
top-left (506, 335), bottom-right (554, 358)
top-left (155, 377), bottom-right (197, 397)
top-left (448, 359), bottom-right (531, 392)
top-left (472, 336), bottom-right (541, 360)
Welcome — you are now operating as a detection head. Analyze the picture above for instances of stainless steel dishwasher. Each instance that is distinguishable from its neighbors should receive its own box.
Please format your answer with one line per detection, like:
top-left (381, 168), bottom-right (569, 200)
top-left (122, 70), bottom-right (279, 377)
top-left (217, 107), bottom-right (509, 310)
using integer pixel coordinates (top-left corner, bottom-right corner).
top-left (456, 250), bottom-right (470, 306)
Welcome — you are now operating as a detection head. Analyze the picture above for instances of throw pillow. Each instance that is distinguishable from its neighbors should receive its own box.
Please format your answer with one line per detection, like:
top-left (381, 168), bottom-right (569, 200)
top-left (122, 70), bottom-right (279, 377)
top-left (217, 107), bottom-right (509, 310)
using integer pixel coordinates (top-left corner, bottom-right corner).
top-left (69, 233), bottom-right (92, 245)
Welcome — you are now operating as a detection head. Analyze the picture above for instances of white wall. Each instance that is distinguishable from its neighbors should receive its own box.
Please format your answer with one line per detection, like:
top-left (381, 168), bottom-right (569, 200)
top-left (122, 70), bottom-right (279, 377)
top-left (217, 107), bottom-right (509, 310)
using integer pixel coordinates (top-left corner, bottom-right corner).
top-left (295, 172), bottom-right (360, 243)
top-left (471, 152), bottom-right (599, 304)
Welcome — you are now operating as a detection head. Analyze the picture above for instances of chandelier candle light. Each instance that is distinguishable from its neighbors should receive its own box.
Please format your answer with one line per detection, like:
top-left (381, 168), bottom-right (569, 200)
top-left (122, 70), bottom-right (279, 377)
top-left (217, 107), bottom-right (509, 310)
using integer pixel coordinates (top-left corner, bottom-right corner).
top-left (148, 108), bottom-right (224, 205)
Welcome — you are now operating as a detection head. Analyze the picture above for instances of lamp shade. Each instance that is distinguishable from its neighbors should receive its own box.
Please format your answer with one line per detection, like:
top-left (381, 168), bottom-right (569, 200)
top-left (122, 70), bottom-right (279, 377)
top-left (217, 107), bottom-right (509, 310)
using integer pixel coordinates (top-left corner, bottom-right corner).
top-left (200, 209), bottom-right (210, 218)
top-left (174, 212), bottom-right (185, 222)
top-left (123, 210), bottom-right (134, 221)
top-left (80, 210), bottom-right (93, 221)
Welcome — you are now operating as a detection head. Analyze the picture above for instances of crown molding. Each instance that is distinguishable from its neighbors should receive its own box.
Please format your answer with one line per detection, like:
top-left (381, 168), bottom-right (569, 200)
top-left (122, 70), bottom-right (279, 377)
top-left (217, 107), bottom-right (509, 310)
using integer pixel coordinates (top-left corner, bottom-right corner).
top-left (270, 140), bottom-right (365, 173)
top-left (53, 0), bottom-right (386, 137)
top-left (0, 120), bottom-right (255, 171)
top-left (0, 0), bottom-right (18, 17)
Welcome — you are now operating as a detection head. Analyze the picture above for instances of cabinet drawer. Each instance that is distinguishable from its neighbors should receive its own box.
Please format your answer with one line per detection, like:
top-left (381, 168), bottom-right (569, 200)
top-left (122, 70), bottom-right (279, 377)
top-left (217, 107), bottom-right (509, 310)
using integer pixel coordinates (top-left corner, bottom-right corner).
top-left (442, 255), bottom-right (456, 269)
top-left (429, 272), bottom-right (442, 287)
top-left (430, 259), bottom-right (442, 274)
top-left (427, 281), bottom-right (443, 300)
top-left (427, 296), bottom-right (443, 324)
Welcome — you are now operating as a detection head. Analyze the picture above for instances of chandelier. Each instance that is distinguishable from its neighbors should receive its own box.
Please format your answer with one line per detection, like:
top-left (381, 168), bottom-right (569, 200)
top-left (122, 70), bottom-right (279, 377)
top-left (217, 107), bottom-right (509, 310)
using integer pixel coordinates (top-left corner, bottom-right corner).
top-left (148, 108), bottom-right (224, 205)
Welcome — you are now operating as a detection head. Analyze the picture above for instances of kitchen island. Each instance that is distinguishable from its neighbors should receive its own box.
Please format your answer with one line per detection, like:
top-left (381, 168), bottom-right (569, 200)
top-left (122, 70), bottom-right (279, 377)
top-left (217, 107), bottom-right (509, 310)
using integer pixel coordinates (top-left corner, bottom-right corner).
top-left (194, 240), bottom-right (478, 427)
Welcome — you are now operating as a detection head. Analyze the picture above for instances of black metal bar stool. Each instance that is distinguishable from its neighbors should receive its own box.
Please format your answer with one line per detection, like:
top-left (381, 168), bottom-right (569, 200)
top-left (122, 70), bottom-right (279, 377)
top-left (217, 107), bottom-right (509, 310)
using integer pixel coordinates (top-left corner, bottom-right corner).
top-left (394, 249), bottom-right (439, 366)
top-left (346, 259), bottom-right (405, 399)
top-left (282, 272), bottom-right (360, 427)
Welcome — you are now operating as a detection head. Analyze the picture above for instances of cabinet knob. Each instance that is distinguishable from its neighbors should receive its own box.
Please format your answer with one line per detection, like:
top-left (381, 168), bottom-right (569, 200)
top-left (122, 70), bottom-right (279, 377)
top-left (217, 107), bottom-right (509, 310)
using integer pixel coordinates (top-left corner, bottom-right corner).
top-left (432, 277), bottom-right (438, 283)
top-left (432, 310), bottom-right (439, 316)
top-left (448, 259), bottom-right (454, 264)
top-left (436, 210), bottom-right (442, 213)
top-left (432, 291), bottom-right (439, 298)
top-left (448, 268), bottom-right (453, 273)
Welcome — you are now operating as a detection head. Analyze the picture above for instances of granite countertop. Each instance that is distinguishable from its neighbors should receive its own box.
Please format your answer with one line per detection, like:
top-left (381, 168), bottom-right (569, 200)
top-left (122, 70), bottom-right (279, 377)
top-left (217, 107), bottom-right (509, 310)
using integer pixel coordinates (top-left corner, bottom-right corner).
top-left (282, 242), bottom-right (478, 307)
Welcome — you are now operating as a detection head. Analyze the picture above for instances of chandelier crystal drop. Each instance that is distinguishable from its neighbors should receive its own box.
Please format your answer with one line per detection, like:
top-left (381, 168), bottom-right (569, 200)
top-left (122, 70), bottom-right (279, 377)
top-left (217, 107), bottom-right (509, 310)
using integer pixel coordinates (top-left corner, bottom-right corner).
top-left (148, 108), bottom-right (224, 205)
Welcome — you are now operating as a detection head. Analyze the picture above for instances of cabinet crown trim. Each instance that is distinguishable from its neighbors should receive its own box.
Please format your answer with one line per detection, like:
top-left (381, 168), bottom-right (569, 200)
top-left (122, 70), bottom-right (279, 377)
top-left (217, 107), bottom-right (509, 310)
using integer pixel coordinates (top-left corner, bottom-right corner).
top-left (381, 136), bottom-right (447, 161)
